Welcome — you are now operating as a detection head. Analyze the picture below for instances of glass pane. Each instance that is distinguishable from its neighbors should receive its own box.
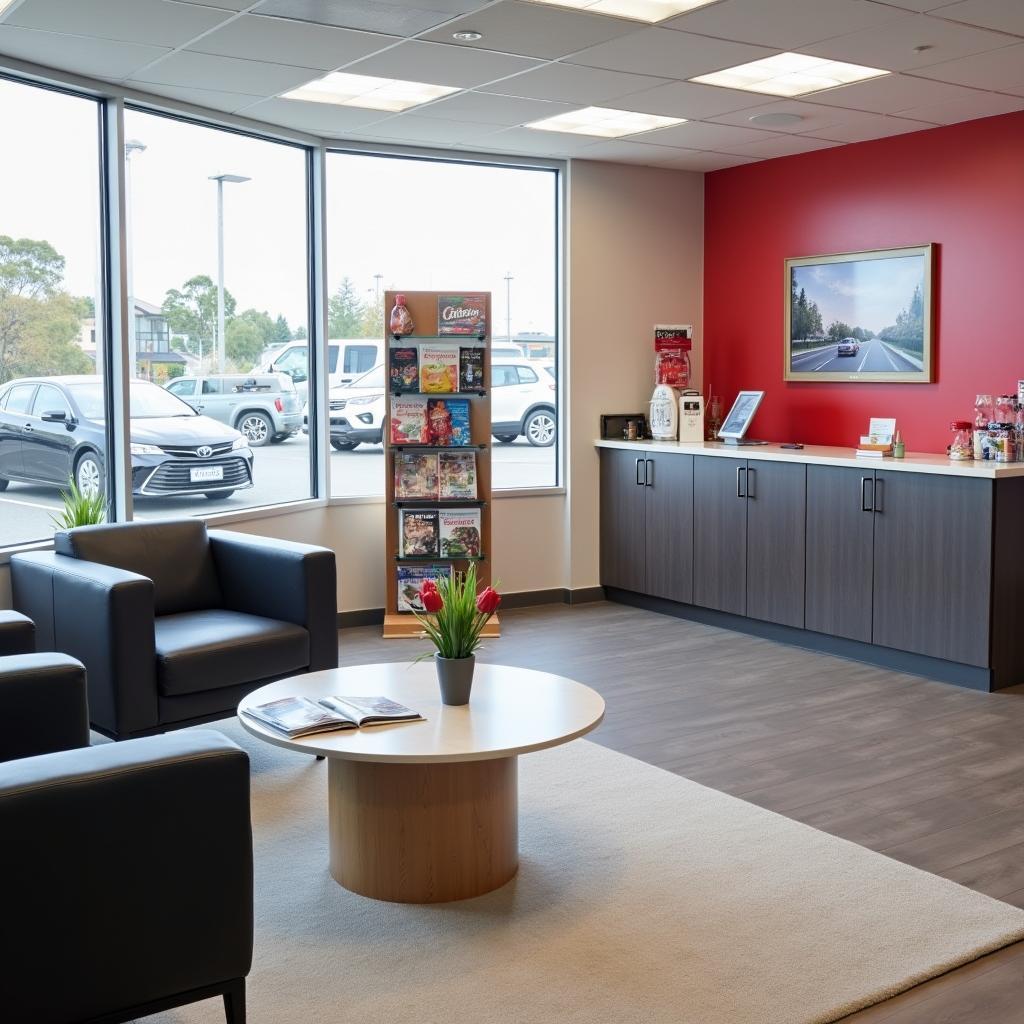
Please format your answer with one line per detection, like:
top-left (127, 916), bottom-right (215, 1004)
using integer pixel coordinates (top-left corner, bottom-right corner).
top-left (326, 153), bottom-right (559, 496)
top-left (0, 79), bottom-right (105, 548)
top-left (124, 108), bottom-right (311, 516)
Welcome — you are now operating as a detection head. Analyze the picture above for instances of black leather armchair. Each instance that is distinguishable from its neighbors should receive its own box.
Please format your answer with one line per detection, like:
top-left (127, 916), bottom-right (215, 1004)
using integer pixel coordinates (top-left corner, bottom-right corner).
top-left (11, 519), bottom-right (338, 739)
top-left (0, 608), bottom-right (35, 656)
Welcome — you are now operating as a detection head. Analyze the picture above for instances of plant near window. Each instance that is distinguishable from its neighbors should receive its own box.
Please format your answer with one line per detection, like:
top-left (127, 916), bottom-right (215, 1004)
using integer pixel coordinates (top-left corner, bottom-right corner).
top-left (51, 476), bottom-right (106, 530)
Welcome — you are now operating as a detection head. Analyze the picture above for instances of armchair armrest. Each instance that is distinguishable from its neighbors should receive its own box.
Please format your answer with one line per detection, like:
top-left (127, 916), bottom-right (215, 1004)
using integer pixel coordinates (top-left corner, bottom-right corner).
top-left (11, 551), bottom-right (158, 738)
top-left (210, 530), bottom-right (339, 671)
top-left (0, 610), bottom-right (35, 656)
top-left (0, 653), bottom-right (89, 763)
top-left (0, 730), bottom-right (252, 1024)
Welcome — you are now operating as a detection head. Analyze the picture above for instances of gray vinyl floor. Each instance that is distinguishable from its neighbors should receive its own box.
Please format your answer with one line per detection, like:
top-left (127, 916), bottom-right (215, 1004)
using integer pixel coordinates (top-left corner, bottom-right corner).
top-left (339, 600), bottom-right (1024, 1023)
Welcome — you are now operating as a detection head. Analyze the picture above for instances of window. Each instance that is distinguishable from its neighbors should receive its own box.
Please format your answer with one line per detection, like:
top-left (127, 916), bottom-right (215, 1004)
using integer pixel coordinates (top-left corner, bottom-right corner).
top-left (326, 152), bottom-right (559, 496)
top-left (344, 345), bottom-right (377, 375)
top-left (0, 78), bottom-right (106, 548)
top-left (493, 366), bottom-right (520, 388)
top-left (166, 378), bottom-right (196, 397)
top-left (124, 108), bottom-right (313, 516)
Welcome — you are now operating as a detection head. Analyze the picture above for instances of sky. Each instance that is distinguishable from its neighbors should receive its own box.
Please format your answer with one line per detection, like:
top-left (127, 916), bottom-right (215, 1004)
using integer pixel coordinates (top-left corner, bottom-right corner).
top-left (793, 255), bottom-right (925, 333)
top-left (1, 78), bottom-right (557, 338)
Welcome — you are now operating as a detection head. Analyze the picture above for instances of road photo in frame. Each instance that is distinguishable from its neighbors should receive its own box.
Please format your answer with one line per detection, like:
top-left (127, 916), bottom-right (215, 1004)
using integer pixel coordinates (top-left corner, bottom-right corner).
top-left (784, 244), bottom-right (933, 383)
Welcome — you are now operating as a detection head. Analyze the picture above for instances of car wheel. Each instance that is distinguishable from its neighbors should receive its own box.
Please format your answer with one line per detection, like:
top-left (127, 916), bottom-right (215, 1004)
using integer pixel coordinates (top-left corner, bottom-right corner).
top-left (0, 477), bottom-right (8, 492)
top-left (524, 409), bottom-right (556, 447)
top-left (331, 439), bottom-right (359, 451)
top-left (205, 490), bottom-right (235, 500)
top-left (494, 434), bottom-right (517, 444)
top-left (238, 412), bottom-right (273, 447)
top-left (269, 434), bottom-right (286, 445)
top-left (75, 452), bottom-right (104, 498)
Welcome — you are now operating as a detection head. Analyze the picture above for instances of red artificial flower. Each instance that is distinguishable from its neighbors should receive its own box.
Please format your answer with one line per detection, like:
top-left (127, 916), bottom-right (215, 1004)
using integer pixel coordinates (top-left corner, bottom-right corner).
top-left (420, 578), bottom-right (438, 595)
top-left (421, 587), bottom-right (444, 614)
top-left (476, 586), bottom-right (501, 615)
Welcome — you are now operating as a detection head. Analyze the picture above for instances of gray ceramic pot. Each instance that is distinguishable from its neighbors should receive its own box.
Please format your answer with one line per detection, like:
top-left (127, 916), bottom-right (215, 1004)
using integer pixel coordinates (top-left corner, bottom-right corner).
top-left (435, 653), bottom-right (475, 706)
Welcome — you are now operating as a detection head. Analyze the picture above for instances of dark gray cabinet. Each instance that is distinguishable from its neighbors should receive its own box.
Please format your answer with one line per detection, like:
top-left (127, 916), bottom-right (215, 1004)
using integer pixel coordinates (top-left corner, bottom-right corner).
top-left (692, 456), bottom-right (747, 615)
top-left (599, 448), bottom-right (693, 602)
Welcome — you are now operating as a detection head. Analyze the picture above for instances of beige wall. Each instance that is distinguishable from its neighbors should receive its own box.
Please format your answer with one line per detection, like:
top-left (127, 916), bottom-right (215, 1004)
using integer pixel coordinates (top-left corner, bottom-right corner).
top-left (0, 159), bottom-right (704, 613)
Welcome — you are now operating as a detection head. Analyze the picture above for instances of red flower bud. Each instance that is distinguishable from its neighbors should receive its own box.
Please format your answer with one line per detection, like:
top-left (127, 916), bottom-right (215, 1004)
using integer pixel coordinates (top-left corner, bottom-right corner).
top-left (421, 588), bottom-right (444, 614)
top-left (420, 578), bottom-right (438, 595)
top-left (476, 586), bottom-right (501, 615)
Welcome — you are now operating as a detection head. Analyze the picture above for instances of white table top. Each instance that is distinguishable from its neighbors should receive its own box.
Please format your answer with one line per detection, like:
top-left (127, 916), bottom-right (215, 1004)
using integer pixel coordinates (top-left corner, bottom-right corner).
top-left (238, 662), bottom-right (606, 764)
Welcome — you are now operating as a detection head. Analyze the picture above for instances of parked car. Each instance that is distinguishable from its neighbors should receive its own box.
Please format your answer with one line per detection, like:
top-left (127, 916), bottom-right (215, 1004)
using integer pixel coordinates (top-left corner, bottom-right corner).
top-left (302, 363), bottom-right (385, 451)
top-left (0, 375), bottom-right (253, 500)
top-left (164, 372), bottom-right (301, 446)
top-left (491, 359), bottom-right (557, 447)
top-left (837, 337), bottom-right (860, 357)
top-left (260, 339), bottom-right (384, 401)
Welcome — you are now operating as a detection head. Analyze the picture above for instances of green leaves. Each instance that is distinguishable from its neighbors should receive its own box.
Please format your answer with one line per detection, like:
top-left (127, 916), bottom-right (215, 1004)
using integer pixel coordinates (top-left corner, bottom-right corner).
top-left (412, 564), bottom-right (493, 661)
top-left (51, 477), bottom-right (106, 531)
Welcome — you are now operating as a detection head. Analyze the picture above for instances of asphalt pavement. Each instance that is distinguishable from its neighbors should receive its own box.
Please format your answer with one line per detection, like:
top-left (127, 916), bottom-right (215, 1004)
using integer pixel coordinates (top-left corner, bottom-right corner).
top-left (0, 435), bottom-right (556, 548)
top-left (790, 338), bottom-right (920, 375)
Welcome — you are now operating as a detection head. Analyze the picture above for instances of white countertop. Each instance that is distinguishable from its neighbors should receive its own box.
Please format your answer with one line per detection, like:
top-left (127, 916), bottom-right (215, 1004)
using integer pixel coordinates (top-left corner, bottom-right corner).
top-left (594, 438), bottom-right (1024, 479)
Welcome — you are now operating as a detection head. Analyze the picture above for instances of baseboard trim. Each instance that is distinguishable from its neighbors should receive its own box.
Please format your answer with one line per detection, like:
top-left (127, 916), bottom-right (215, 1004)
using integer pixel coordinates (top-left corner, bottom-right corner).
top-left (604, 587), bottom-right (995, 692)
top-left (337, 608), bottom-right (385, 629)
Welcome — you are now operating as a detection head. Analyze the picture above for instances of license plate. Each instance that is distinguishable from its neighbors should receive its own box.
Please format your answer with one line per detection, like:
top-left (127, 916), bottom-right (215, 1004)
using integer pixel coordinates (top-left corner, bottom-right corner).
top-left (190, 466), bottom-right (224, 483)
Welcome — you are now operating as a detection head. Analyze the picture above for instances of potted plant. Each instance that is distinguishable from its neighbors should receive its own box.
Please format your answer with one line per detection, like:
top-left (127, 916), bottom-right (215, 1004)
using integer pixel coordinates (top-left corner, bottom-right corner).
top-left (51, 477), bottom-right (106, 531)
top-left (414, 564), bottom-right (501, 706)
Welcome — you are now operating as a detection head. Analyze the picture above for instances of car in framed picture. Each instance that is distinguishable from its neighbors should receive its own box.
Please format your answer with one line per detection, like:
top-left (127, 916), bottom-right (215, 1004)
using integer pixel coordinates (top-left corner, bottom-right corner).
top-left (784, 244), bottom-right (934, 383)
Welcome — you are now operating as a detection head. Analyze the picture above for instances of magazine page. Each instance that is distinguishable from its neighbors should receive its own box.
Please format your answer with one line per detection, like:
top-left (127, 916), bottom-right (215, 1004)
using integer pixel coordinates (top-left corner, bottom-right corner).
top-left (391, 396), bottom-right (429, 444)
top-left (439, 451), bottom-right (477, 499)
top-left (321, 695), bottom-right (424, 725)
top-left (427, 398), bottom-right (471, 446)
top-left (400, 509), bottom-right (440, 557)
top-left (394, 452), bottom-right (439, 499)
top-left (439, 509), bottom-right (482, 557)
top-left (419, 344), bottom-right (459, 393)
top-left (397, 565), bottom-right (442, 612)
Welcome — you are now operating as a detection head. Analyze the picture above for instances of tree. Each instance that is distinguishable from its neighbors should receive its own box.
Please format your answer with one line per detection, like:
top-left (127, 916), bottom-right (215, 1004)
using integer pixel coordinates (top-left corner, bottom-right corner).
top-left (163, 275), bottom-right (235, 358)
top-left (0, 235), bottom-right (64, 300)
top-left (827, 320), bottom-right (853, 342)
top-left (327, 277), bottom-right (368, 338)
top-left (273, 314), bottom-right (291, 344)
top-left (293, 325), bottom-right (308, 340)
top-left (360, 298), bottom-right (384, 340)
top-left (225, 317), bottom-right (266, 370)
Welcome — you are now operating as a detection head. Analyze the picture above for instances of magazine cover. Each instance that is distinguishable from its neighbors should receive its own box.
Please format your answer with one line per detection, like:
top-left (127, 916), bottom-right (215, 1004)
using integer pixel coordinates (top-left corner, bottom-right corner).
top-left (439, 450), bottom-right (477, 499)
top-left (438, 294), bottom-right (487, 336)
top-left (397, 565), bottom-right (442, 612)
top-left (394, 451), bottom-right (439, 499)
top-left (419, 344), bottom-right (459, 393)
top-left (427, 398), bottom-right (471, 446)
top-left (389, 347), bottom-right (419, 393)
top-left (390, 396), bottom-right (429, 444)
top-left (439, 509), bottom-right (482, 558)
top-left (400, 510), bottom-right (440, 557)
top-left (459, 348), bottom-right (484, 391)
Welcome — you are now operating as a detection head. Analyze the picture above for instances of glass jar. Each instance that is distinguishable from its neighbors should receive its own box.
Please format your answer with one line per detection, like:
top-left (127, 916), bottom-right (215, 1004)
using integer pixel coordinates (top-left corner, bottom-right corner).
top-left (974, 395), bottom-right (993, 459)
top-left (949, 421), bottom-right (973, 460)
top-left (996, 395), bottom-right (1016, 424)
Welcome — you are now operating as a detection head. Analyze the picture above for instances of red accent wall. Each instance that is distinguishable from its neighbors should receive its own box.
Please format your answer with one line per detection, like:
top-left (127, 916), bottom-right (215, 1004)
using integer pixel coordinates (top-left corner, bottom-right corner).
top-left (703, 111), bottom-right (1024, 453)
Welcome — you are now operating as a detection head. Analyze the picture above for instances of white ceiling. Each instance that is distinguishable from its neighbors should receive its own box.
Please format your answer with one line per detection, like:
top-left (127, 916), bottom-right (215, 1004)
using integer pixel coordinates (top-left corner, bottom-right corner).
top-left (1, 0), bottom-right (1023, 171)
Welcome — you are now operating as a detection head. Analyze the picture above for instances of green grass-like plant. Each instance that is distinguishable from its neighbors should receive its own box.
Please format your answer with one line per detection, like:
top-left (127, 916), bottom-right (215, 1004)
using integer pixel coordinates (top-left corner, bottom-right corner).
top-left (413, 563), bottom-right (499, 660)
top-left (51, 477), bottom-right (106, 531)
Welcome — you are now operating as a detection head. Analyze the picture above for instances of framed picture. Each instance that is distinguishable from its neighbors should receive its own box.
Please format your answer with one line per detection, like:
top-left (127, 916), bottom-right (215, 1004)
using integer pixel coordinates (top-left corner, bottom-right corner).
top-left (784, 244), bottom-right (933, 383)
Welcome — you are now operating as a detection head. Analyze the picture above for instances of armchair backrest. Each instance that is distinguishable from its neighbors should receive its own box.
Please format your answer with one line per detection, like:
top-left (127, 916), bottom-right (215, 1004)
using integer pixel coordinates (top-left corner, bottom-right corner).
top-left (54, 520), bottom-right (223, 616)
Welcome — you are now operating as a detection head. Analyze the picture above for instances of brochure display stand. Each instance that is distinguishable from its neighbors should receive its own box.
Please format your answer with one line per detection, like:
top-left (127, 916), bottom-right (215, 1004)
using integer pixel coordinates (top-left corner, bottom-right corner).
top-left (382, 289), bottom-right (499, 639)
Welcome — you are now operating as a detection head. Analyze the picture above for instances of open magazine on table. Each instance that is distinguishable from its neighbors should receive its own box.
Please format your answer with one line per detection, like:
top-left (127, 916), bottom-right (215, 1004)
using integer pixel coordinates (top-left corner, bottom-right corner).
top-left (242, 695), bottom-right (424, 739)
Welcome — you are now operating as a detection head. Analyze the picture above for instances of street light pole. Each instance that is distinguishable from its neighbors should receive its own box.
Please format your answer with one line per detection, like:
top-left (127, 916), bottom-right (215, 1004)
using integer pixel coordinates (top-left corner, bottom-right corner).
top-left (503, 271), bottom-right (513, 344)
top-left (124, 139), bottom-right (146, 378)
top-left (209, 173), bottom-right (250, 373)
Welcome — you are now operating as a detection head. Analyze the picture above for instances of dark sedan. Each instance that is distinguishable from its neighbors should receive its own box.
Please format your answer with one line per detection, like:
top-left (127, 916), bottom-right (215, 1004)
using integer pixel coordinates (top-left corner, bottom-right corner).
top-left (0, 375), bottom-right (254, 499)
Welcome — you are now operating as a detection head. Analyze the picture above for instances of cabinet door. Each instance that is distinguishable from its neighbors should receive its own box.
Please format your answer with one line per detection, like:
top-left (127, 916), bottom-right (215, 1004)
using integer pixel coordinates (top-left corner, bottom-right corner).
top-left (693, 456), bottom-right (747, 615)
top-left (599, 448), bottom-right (648, 593)
top-left (745, 459), bottom-right (806, 628)
top-left (644, 454), bottom-right (694, 604)
top-left (872, 471), bottom-right (992, 666)
top-left (805, 466), bottom-right (875, 643)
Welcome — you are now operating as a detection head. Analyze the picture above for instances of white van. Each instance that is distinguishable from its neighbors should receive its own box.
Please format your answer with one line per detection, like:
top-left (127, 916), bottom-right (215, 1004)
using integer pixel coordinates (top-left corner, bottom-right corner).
top-left (260, 339), bottom-right (383, 400)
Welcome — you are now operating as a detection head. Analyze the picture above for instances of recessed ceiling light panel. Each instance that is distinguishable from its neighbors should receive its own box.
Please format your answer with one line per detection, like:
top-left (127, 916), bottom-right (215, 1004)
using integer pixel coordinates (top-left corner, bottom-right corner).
top-left (282, 72), bottom-right (459, 112)
top-left (692, 52), bottom-right (889, 98)
top-left (525, 106), bottom-right (685, 138)
top-left (748, 112), bottom-right (804, 126)
top-left (520, 0), bottom-right (721, 25)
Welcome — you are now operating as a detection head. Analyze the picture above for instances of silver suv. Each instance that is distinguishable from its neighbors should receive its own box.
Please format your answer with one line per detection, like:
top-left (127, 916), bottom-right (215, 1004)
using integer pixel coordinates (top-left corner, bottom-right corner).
top-left (165, 373), bottom-right (302, 447)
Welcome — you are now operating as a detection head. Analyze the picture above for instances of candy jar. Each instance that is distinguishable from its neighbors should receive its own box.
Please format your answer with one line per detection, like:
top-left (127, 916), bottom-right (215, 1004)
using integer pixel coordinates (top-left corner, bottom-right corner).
top-left (974, 394), bottom-right (993, 459)
top-left (389, 294), bottom-right (415, 337)
top-left (949, 421), bottom-right (973, 461)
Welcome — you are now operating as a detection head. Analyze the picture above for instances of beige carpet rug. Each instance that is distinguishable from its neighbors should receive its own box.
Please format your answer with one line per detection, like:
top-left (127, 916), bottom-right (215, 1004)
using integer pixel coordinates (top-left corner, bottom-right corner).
top-left (151, 721), bottom-right (1024, 1024)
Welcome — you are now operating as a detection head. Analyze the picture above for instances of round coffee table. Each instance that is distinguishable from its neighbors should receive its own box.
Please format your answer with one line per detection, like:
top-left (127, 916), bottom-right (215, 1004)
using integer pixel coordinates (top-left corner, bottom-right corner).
top-left (238, 662), bottom-right (605, 904)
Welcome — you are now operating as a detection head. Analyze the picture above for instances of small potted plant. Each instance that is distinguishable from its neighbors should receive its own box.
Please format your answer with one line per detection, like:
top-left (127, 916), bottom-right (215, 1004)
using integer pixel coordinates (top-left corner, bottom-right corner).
top-left (51, 476), bottom-right (106, 530)
top-left (413, 564), bottom-right (501, 706)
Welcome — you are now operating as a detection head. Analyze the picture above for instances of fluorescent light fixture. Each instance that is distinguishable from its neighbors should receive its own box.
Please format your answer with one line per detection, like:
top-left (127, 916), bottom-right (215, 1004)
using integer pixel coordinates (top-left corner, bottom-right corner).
top-left (520, 0), bottom-right (720, 25)
top-left (692, 52), bottom-right (889, 97)
top-left (0, 0), bottom-right (23, 15)
top-left (282, 72), bottom-right (459, 112)
top-left (525, 106), bottom-right (685, 138)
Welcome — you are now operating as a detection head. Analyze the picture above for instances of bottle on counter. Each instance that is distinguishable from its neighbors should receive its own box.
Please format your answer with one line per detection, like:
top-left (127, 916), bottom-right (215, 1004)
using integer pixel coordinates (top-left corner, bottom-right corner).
top-left (949, 421), bottom-right (973, 461)
top-left (974, 394), bottom-right (993, 459)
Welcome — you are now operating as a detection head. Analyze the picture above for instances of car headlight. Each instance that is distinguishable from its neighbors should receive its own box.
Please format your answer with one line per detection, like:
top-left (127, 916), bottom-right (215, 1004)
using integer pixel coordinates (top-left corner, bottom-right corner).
top-left (232, 436), bottom-right (249, 450)
top-left (130, 442), bottom-right (162, 455)
top-left (347, 394), bottom-right (381, 406)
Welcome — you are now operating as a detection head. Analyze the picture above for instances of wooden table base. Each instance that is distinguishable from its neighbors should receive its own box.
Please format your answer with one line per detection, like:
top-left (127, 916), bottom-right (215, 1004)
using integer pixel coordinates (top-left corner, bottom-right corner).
top-left (328, 756), bottom-right (519, 903)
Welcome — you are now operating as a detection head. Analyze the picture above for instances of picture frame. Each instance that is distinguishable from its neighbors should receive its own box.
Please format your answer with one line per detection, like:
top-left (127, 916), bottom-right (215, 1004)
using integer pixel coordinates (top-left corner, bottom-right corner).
top-left (784, 244), bottom-right (934, 383)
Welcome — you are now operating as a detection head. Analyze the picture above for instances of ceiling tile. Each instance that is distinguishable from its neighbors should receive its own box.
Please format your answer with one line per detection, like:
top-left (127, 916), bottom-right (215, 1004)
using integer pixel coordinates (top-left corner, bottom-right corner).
top-left (356, 113), bottom-right (501, 143)
top-left (175, 0), bottom-right (252, 8)
top-left (895, 89), bottom-right (1024, 123)
top-left (913, 40), bottom-right (1024, 92)
top-left (344, 39), bottom-right (541, 88)
top-left (188, 14), bottom-right (397, 70)
top-left (934, 0), bottom-right (1024, 36)
top-left (806, 113), bottom-right (938, 142)
top-left (423, 2), bottom-right (638, 61)
top-left (243, 96), bottom-right (389, 133)
top-left (565, 27), bottom-right (775, 80)
top-left (636, 119), bottom-right (782, 148)
top-left (130, 50), bottom-right (320, 94)
top-left (801, 12), bottom-right (1017, 72)
top-left (568, 138), bottom-right (703, 164)
top-left (608, 79), bottom-right (775, 118)
top-left (483, 63), bottom-right (670, 104)
top-left (714, 133), bottom-right (840, 157)
top-left (125, 82), bottom-right (266, 115)
top-left (808, 72), bottom-right (987, 113)
top-left (6, 0), bottom-right (233, 47)
top-left (0, 25), bottom-right (170, 78)
top-left (707, 99), bottom-right (864, 133)
top-left (253, 0), bottom-right (477, 37)
top-left (414, 91), bottom-right (576, 125)
top-left (662, 0), bottom-right (906, 49)
top-left (625, 149), bottom-right (759, 171)
top-left (864, 1), bottom-right (953, 10)
top-left (476, 125), bottom-right (606, 155)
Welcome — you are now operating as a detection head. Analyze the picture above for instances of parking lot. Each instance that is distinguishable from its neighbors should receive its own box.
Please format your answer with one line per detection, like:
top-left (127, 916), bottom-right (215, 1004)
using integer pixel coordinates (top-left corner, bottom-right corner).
top-left (0, 434), bottom-right (556, 548)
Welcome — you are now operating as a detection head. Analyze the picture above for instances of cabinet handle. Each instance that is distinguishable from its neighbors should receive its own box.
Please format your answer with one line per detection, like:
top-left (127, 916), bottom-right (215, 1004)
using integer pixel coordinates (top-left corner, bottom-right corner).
top-left (746, 467), bottom-right (756, 499)
top-left (736, 466), bottom-right (746, 498)
top-left (873, 478), bottom-right (884, 513)
top-left (636, 458), bottom-right (644, 486)
top-left (645, 459), bottom-right (654, 487)
top-left (860, 476), bottom-right (873, 512)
